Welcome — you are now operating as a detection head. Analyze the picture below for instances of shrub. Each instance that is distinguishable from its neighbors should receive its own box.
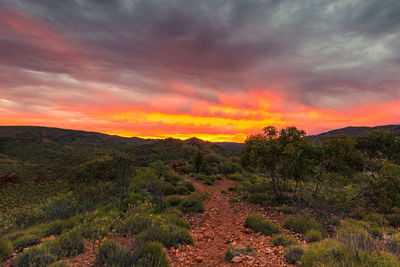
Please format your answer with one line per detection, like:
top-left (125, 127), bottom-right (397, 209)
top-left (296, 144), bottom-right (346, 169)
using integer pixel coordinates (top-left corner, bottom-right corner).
top-left (0, 238), bottom-right (13, 262)
top-left (244, 214), bottom-right (280, 236)
top-left (44, 230), bottom-right (85, 258)
top-left (163, 213), bottom-right (190, 229)
top-left (180, 181), bottom-right (195, 192)
top-left (335, 223), bottom-right (374, 251)
top-left (13, 247), bottom-right (56, 267)
top-left (363, 213), bottom-right (388, 227)
top-left (227, 173), bottom-right (243, 181)
top-left (119, 204), bottom-right (161, 235)
top-left (13, 235), bottom-right (41, 249)
top-left (301, 239), bottom-right (347, 266)
top-left (164, 171), bottom-right (183, 185)
top-left (284, 246), bottom-right (304, 264)
top-left (178, 196), bottom-right (205, 213)
top-left (175, 185), bottom-right (190, 195)
top-left (301, 239), bottom-right (400, 267)
top-left (387, 214), bottom-right (400, 228)
top-left (276, 205), bottom-right (296, 215)
top-left (304, 230), bottom-right (323, 243)
top-left (225, 245), bottom-right (253, 262)
top-left (95, 240), bottom-right (136, 267)
top-left (202, 179), bottom-right (214, 186)
top-left (246, 193), bottom-right (269, 205)
top-left (47, 262), bottom-right (70, 267)
top-left (165, 196), bottom-right (182, 207)
top-left (161, 182), bottom-right (176, 195)
top-left (387, 233), bottom-right (400, 256)
top-left (135, 224), bottom-right (193, 248)
top-left (136, 241), bottom-right (169, 267)
top-left (220, 190), bottom-right (227, 194)
top-left (271, 234), bottom-right (294, 247)
top-left (283, 215), bottom-right (326, 236)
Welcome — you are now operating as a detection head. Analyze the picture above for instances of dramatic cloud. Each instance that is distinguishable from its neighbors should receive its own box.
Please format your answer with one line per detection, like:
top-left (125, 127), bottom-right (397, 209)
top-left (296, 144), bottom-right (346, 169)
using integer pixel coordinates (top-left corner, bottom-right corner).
top-left (0, 0), bottom-right (399, 141)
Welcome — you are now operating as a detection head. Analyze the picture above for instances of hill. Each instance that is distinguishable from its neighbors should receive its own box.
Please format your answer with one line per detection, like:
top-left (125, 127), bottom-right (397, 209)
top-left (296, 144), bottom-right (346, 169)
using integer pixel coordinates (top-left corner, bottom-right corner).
top-left (310, 124), bottom-right (400, 141)
top-left (0, 126), bottom-right (240, 179)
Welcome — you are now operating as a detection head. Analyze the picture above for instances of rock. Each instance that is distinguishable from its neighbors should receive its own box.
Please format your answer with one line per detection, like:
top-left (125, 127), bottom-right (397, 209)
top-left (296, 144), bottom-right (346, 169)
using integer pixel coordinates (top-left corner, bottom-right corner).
top-left (231, 256), bottom-right (242, 263)
top-left (195, 256), bottom-right (203, 262)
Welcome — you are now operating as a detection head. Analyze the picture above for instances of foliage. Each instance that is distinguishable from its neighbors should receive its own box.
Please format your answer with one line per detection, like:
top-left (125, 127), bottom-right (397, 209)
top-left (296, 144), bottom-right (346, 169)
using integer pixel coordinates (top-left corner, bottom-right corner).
top-left (178, 196), bottom-right (205, 213)
top-left (13, 235), bottom-right (41, 249)
top-left (283, 215), bottom-right (326, 237)
top-left (0, 238), bottom-right (13, 262)
top-left (136, 241), bottom-right (170, 267)
top-left (304, 230), bottom-right (323, 243)
top-left (246, 193), bottom-right (269, 205)
top-left (244, 214), bottom-right (281, 236)
top-left (43, 230), bottom-right (85, 258)
top-left (284, 246), bottom-right (304, 264)
top-left (165, 196), bottom-right (183, 207)
top-left (13, 247), bottom-right (56, 267)
top-left (271, 234), bottom-right (295, 247)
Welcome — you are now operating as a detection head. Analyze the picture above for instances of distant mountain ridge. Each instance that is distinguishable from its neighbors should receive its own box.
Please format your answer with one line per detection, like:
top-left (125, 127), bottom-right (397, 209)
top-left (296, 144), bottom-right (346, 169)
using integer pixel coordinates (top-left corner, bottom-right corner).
top-left (310, 124), bottom-right (400, 142)
top-left (1, 125), bottom-right (399, 145)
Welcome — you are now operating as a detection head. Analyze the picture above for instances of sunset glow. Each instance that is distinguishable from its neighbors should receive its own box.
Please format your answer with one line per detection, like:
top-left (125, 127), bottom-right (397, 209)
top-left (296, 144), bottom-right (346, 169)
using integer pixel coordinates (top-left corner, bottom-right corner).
top-left (1, 1), bottom-right (399, 142)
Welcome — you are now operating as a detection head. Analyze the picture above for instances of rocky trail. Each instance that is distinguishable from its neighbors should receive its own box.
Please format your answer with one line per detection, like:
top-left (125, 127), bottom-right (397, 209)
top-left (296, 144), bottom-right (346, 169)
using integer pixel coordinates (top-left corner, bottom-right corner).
top-left (168, 178), bottom-right (301, 267)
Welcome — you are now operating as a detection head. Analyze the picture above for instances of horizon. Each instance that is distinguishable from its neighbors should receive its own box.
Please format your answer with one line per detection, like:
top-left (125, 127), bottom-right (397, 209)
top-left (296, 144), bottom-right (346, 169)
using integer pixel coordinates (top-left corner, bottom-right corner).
top-left (1, 123), bottom-right (399, 143)
top-left (1, 1), bottom-right (400, 142)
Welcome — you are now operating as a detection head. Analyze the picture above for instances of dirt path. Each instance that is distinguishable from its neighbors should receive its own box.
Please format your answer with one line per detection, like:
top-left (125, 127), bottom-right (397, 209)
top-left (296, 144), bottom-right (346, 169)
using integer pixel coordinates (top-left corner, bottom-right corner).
top-left (168, 178), bottom-right (297, 267)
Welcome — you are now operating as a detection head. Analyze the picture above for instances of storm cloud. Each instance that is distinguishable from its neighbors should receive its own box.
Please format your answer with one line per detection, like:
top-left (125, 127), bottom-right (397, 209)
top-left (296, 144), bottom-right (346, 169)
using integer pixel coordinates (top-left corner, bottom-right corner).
top-left (0, 0), bottom-right (399, 141)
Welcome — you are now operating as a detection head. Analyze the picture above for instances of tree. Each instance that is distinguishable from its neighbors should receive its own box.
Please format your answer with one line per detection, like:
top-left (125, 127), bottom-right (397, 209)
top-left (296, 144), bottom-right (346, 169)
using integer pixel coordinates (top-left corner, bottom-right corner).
top-left (241, 126), bottom-right (315, 199)
top-left (193, 150), bottom-right (204, 173)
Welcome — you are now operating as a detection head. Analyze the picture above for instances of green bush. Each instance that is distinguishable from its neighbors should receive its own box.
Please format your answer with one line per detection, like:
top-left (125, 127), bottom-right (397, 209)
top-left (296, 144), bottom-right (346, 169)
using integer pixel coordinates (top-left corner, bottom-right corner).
top-left (164, 171), bottom-right (184, 185)
top-left (202, 179), bottom-right (214, 186)
top-left (136, 241), bottom-right (169, 267)
top-left (180, 181), bottom-right (195, 192)
top-left (44, 230), bottom-right (85, 259)
top-left (13, 247), bottom-right (56, 267)
top-left (335, 223), bottom-right (374, 251)
top-left (161, 182), bottom-right (176, 195)
top-left (387, 233), bottom-right (400, 256)
top-left (387, 214), bottom-right (400, 228)
top-left (0, 238), bottom-right (13, 262)
top-left (301, 239), bottom-right (400, 267)
top-left (175, 185), bottom-right (190, 195)
top-left (135, 224), bottom-right (193, 248)
top-left (276, 205), bottom-right (296, 215)
top-left (95, 240), bottom-right (136, 267)
top-left (47, 262), bottom-right (70, 267)
top-left (178, 196), bottom-right (205, 213)
top-left (163, 213), bottom-right (189, 229)
top-left (284, 246), bottom-right (304, 264)
top-left (363, 213), bottom-right (388, 227)
top-left (304, 230), bottom-right (323, 243)
top-left (244, 214), bottom-right (280, 236)
top-left (13, 235), bottom-right (41, 249)
top-left (246, 193), bottom-right (269, 205)
top-left (95, 240), bottom-right (120, 266)
top-left (119, 204), bottom-right (161, 235)
top-left (225, 245), bottom-right (253, 262)
top-left (283, 215), bottom-right (326, 236)
top-left (227, 173), bottom-right (243, 181)
top-left (165, 196), bottom-right (183, 207)
top-left (301, 239), bottom-right (347, 266)
top-left (271, 234), bottom-right (294, 247)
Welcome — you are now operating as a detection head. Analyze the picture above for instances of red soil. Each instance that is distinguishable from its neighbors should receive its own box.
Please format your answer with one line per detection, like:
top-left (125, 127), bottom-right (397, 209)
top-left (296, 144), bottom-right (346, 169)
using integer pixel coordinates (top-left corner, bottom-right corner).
top-left (168, 178), bottom-right (301, 267)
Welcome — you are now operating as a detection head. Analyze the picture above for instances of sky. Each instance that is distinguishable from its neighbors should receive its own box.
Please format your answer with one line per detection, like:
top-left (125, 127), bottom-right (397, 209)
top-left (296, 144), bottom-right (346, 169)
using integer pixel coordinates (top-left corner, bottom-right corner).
top-left (0, 0), bottom-right (399, 142)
